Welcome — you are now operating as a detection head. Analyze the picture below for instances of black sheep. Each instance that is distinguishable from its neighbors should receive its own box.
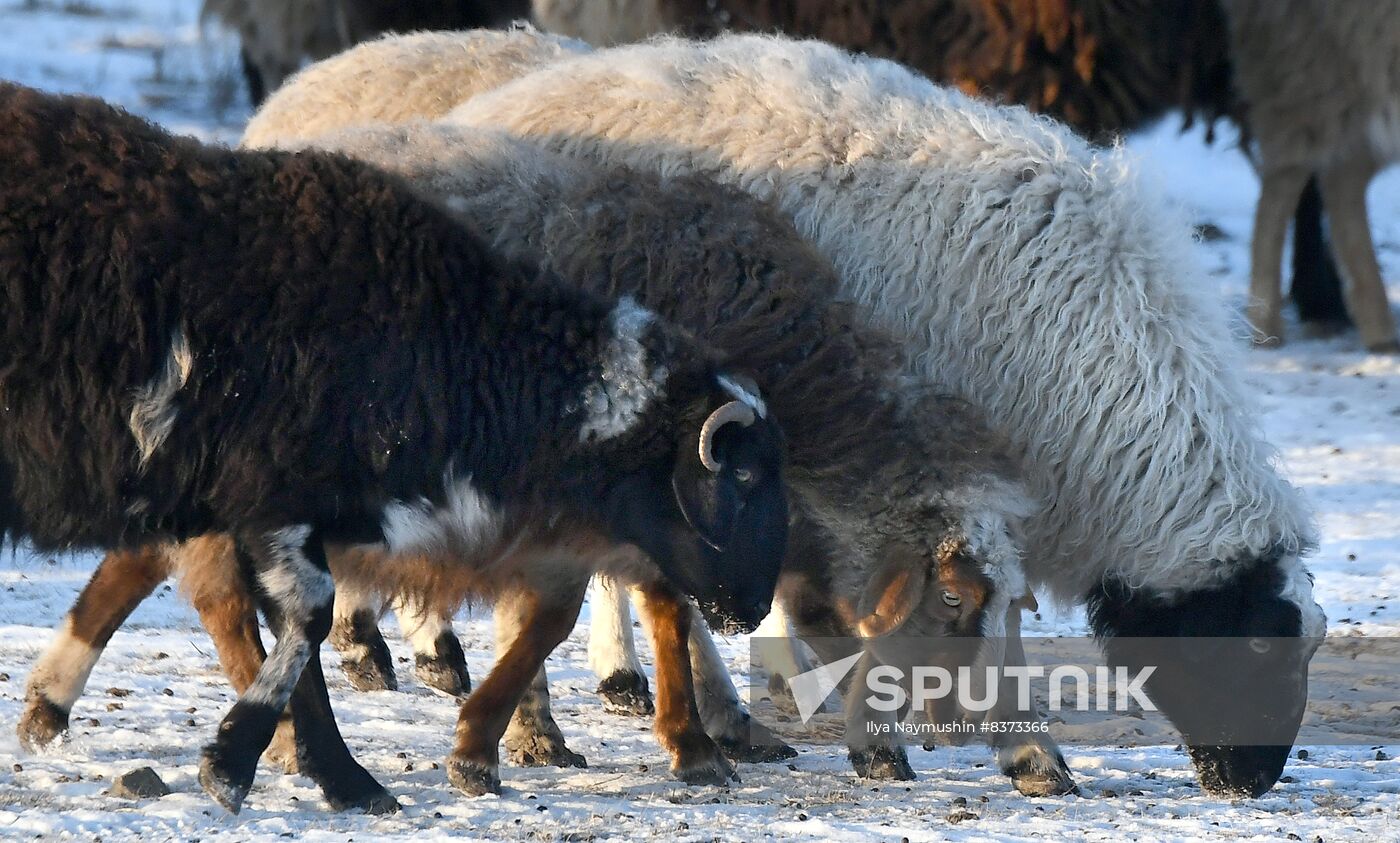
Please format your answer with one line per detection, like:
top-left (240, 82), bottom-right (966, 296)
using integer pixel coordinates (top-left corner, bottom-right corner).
top-left (0, 82), bottom-right (787, 814)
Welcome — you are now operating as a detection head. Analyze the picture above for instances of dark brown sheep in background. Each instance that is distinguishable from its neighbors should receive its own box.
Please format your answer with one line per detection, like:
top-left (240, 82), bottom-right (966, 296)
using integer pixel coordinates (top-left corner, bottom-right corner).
top-left (203, 0), bottom-right (532, 104)
top-left (532, 0), bottom-right (1352, 332)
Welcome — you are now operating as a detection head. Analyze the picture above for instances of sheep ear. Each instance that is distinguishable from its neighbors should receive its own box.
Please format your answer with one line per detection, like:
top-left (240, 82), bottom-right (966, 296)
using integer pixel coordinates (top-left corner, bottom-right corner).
top-left (854, 552), bottom-right (929, 639)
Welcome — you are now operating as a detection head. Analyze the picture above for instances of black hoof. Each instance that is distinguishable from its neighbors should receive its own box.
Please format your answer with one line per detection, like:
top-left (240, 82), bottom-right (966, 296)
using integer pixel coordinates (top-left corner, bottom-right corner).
top-left (447, 757), bottom-right (502, 796)
top-left (323, 782), bottom-right (401, 814)
top-left (17, 696), bottom-right (70, 752)
top-left (415, 646), bottom-right (471, 698)
top-left (506, 733), bottom-right (588, 769)
top-left (715, 717), bottom-right (798, 763)
top-left (1007, 752), bottom-right (1078, 797)
top-left (596, 670), bottom-right (653, 716)
top-left (672, 733), bottom-right (739, 787)
top-left (339, 647), bottom-right (398, 693)
top-left (199, 750), bottom-right (255, 815)
top-left (674, 754), bottom-right (738, 787)
top-left (850, 746), bottom-right (916, 781)
top-left (1298, 318), bottom-right (1352, 340)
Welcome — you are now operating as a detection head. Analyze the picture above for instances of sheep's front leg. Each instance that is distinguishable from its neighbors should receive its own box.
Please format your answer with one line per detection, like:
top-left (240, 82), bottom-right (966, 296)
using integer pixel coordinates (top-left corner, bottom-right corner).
top-left (686, 604), bottom-right (796, 762)
top-left (328, 586), bottom-right (397, 692)
top-left (845, 651), bottom-right (915, 781)
top-left (19, 547), bottom-right (170, 751)
top-left (448, 577), bottom-right (588, 796)
top-left (987, 607), bottom-right (1075, 797)
top-left (497, 591), bottom-right (587, 769)
top-left (396, 597), bottom-right (471, 696)
top-left (636, 583), bottom-right (738, 786)
top-left (200, 526), bottom-right (396, 815)
top-left (588, 575), bottom-right (654, 715)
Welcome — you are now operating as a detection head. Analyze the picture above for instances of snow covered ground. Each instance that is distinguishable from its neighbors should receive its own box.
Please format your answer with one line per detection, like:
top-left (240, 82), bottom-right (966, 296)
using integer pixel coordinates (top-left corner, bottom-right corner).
top-left (1, 1), bottom-right (1399, 839)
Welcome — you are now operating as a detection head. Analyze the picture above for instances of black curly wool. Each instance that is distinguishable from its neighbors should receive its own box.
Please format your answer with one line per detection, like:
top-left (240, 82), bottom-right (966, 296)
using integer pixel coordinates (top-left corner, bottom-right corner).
top-left (0, 82), bottom-right (709, 552)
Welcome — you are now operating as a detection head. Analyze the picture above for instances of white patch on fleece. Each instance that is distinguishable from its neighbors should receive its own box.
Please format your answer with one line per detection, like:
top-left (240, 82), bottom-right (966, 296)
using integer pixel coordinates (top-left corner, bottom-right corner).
top-left (26, 619), bottom-right (101, 711)
top-left (943, 480), bottom-right (1034, 680)
top-left (257, 525), bottom-right (334, 620)
top-left (382, 476), bottom-right (501, 555)
top-left (578, 297), bottom-right (668, 442)
top-left (128, 328), bottom-right (193, 469)
top-left (1278, 555), bottom-right (1328, 640)
top-left (717, 374), bottom-right (768, 419)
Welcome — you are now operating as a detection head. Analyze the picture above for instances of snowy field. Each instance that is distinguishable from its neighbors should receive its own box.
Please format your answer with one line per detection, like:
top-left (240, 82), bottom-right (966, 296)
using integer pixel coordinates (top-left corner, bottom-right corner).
top-left (1, 1), bottom-right (1400, 840)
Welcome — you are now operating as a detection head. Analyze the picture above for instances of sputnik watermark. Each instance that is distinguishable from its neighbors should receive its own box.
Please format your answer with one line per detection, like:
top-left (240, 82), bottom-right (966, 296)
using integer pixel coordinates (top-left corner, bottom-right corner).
top-left (786, 659), bottom-right (1157, 725)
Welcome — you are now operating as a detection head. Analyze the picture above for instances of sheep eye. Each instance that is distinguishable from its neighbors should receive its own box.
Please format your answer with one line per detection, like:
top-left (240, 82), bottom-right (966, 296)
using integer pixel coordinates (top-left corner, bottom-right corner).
top-left (733, 467), bottom-right (755, 484)
top-left (1248, 638), bottom-right (1271, 655)
top-left (940, 590), bottom-right (962, 607)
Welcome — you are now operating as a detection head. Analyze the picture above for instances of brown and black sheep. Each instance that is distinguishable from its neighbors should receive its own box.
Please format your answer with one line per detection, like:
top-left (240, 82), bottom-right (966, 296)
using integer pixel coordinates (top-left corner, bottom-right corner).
top-left (22, 122), bottom-right (1064, 796)
top-left (203, 0), bottom-right (533, 104)
top-left (0, 82), bottom-right (788, 812)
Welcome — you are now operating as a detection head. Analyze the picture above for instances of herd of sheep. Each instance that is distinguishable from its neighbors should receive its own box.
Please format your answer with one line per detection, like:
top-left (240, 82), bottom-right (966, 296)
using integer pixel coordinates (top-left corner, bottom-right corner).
top-left (3, 0), bottom-right (1395, 820)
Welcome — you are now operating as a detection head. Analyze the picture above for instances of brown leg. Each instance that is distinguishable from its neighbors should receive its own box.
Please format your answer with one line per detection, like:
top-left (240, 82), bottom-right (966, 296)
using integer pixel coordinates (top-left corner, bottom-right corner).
top-left (1248, 166), bottom-right (1312, 347)
top-left (497, 590), bottom-right (587, 769)
top-left (18, 546), bottom-right (171, 751)
top-left (1317, 157), bottom-right (1400, 352)
top-left (182, 535), bottom-right (298, 774)
top-left (447, 578), bottom-right (588, 796)
top-left (636, 583), bottom-right (738, 786)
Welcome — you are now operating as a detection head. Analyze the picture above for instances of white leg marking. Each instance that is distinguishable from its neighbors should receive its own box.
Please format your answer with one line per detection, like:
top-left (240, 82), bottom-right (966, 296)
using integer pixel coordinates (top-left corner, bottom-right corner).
top-left (241, 640), bottom-right (312, 709)
top-left (588, 576), bottom-right (644, 679)
top-left (395, 597), bottom-right (452, 659)
top-left (26, 619), bottom-right (101, 710)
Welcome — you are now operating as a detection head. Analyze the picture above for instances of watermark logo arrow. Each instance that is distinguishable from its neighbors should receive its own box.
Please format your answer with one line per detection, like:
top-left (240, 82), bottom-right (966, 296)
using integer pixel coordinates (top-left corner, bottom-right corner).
top-left (786, 651), bottom-right (863, 723)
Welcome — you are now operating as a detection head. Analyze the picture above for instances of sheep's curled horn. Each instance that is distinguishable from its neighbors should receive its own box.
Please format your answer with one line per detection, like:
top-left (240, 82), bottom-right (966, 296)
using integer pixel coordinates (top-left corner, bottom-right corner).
top-left (698, 401), bottom-right (756, 471)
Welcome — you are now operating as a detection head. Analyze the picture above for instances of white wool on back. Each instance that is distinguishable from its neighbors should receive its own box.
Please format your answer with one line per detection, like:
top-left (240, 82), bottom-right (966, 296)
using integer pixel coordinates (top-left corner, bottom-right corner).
top-left (241, 26), bottom-right (590, 149)
top-left (438, 31), bottom-right (1314, 600)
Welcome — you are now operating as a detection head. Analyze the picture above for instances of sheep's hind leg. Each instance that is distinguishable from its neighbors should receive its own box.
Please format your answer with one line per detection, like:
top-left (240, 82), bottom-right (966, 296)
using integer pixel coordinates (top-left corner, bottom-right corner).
top-left (182, 535), bottom-right (298, 774)
top-left (1290, 177), bottom-right (1352, 335)
top-left (497, 591), bottom-right (586, 768)
top-left (588, 575), bottom-right (654, 715)
top-left (1248, 166), bottom-right (1311, 347)
top-left (1317, 157), bottom-right (1400, 352)
top-left (199, 526), bottom-right (396, 815)
top-left (397, 597), bottom-right (471, 696)
top-left (329, 588), bottom-right (397, 692)
top-left (18, 547), bottom-right (170, 751)
top-left (448, 577), bottom-right (589, 796)
top-left (637, 584), bottom-right (738, 786)
top-left (687, 604), bottom-right (796, 762)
